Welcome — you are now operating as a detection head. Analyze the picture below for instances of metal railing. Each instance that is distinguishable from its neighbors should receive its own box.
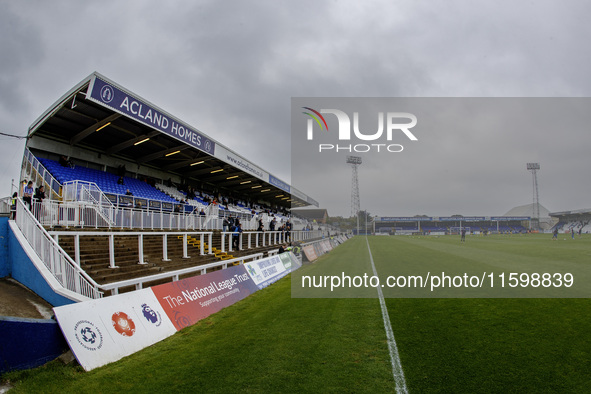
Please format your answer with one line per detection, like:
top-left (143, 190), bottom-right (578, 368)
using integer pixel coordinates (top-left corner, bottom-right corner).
top-left (31, 199), bottom-right (207, 230)
top-left (14, 198), bottom-right (103, 299)
top-left (219, 230), bottom-right (294, 253)
top-left (22, 148), bottom-right (62, 199)
top-left (62, 180), bottom-right (115, 224)
top-left (99, 252), bottom-right (265, 296)
top-left (12, 197), bottom-right (328, 301)
top-left (49, 230), bottom-right (214, 268)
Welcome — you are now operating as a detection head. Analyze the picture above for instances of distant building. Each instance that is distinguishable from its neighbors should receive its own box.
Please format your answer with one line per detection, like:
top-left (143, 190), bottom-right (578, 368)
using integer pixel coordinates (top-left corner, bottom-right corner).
top-left (504, 203), bottom-right (556, 230)
top-left (291, 208), bottom-right (328, 224)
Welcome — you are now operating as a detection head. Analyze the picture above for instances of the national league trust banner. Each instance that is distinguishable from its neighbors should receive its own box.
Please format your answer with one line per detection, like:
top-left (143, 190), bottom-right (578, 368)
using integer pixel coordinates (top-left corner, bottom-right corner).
top-left (54, 253), bottom-right (302, 371)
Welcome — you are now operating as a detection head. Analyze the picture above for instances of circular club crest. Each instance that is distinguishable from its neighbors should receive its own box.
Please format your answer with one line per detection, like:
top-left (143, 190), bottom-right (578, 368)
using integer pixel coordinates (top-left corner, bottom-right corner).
top-left (112, 311), bottom-right (136, 337)
top-left (100, 84), bottom-right (115, 103)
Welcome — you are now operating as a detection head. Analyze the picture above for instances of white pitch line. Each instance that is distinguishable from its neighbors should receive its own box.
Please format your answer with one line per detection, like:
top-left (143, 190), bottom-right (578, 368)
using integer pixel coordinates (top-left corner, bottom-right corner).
top-left (366, 237), bottom-right (408, 394)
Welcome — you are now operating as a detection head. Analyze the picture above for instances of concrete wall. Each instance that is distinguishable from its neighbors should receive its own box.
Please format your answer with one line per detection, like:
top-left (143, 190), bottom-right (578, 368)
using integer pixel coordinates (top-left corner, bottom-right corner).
top-left (7, 225), bottom-right (75, 307)
top-left (0, 216), bottom-right (9, 278)
top-left (0, 316), bottom-right (68, 374)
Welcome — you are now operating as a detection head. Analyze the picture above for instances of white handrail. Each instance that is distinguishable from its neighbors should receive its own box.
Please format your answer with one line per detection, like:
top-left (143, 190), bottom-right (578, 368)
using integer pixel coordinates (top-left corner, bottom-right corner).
top-left (48, 230), bottom-right (215, 267)
top-left (32, 199), bottom-right (207, 230)
top-left (14, 198), bottom-right (103, 299)
top-left (22, 148), bottom-right (62, 199)
top-left (99, 252), bottom-right (265, 295)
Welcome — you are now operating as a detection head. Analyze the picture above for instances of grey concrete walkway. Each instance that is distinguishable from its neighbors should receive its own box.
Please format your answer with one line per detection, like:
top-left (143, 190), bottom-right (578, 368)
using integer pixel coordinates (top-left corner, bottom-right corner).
top-left (0, 278), bottom-right (54, 319)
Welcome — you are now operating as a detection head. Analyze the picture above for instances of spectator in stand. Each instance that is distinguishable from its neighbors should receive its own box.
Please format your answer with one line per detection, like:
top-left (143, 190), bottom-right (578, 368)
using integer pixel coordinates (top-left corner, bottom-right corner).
top-left (232, 219), bottom-right (243, 249)
top-left (257, 218), bottom-right (264, 232)
top-left (34, 185), bottom-right (46, 202)
top-left (126, 189), bottom-right (133, 196)
top-left (23, 181), bottom-right (34, 210)
top-left (285, 220), bottom-right (292, 242)
top-left (223, 216), bottom-right (230, 232)
top-left (187, 186), bottom-right (196, 200)
top-left (32, 185), bottom-right (46, 219)
top-left (10, 192), bottom-right (17, 219)
top-left (59, 155), bottom-right (74, 168)
top-left (199, 208), bottom-right (206, 216)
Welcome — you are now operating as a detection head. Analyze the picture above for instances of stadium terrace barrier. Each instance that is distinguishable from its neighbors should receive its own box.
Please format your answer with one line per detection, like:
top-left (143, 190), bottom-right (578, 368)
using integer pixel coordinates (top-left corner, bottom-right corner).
top-left (99, 252), bottom-right (265, 296)
top-left (62, 180), bottom-right (116, 226)
top-left (291, 230), bottom-right (325, 242)
top-left (31, 199), bottom-right (324, 240)
top-left (48, 231), bottom-right (214, 268)
top-left (221, 231), bottom-right (286, 252)
top-left (218, 229), bottom-right (323, 252)
top-left (22, 148), bottom-right (62, 199)
top-left (13, 199), bottom-right (103, 300)
top-left (30, 199), bottom-right (207, 230)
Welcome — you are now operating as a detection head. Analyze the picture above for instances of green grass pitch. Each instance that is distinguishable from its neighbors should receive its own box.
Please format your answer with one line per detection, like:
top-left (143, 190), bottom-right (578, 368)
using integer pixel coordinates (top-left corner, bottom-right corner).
top-left (3, 234), bottom-right (591, 392)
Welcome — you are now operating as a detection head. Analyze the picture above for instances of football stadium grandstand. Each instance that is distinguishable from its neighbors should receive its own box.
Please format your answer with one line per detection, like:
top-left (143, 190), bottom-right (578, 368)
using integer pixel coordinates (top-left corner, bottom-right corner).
top-left (0, 72), bottom-right (350, 372)
top-left (373, 216), bottom-right (532, 235)
top-left (0, 72), bottom-right (352, 366)
top-left (549, 208), bottom-right (591, 234)
top-left (372, 203), bottom-right (591, 236)
top-left (6, 71), bottom-right (336, 291)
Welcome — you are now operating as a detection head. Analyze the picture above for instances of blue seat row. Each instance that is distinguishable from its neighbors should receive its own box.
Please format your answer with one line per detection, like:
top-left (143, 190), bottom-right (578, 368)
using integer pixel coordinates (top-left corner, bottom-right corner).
top-left (39, 158), bottom-right (178, 204)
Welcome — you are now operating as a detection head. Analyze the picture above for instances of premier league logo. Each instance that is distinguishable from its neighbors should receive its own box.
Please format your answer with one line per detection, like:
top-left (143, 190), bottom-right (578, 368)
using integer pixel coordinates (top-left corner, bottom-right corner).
top-left (141, 303), bottom-right (162, 327)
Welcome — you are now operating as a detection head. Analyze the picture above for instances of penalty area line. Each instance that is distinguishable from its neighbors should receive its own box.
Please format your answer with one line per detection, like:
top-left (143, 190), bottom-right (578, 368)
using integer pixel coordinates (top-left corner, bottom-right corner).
top-left (365, 236), bottom-right (408, 394)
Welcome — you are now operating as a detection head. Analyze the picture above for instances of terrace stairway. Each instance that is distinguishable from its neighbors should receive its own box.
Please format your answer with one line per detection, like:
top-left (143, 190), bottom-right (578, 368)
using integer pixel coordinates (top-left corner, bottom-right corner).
top-left (55, 229), bottom-right (284, 285)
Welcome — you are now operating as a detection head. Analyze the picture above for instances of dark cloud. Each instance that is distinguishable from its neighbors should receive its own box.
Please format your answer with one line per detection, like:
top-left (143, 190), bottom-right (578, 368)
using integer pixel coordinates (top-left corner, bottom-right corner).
top-left (2, 1), bottom-right (591, 218)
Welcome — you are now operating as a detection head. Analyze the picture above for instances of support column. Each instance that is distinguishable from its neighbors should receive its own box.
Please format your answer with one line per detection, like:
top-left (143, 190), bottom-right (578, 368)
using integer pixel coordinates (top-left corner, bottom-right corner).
top-left (162, 234), bottom-right (171, 261)
top-left (138, 234), bottom-right (148, 264)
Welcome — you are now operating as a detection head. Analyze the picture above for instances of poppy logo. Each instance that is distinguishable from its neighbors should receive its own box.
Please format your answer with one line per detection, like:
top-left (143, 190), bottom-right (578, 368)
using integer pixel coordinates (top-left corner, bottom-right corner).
top-left (112, 311), bottom-right (136, 337)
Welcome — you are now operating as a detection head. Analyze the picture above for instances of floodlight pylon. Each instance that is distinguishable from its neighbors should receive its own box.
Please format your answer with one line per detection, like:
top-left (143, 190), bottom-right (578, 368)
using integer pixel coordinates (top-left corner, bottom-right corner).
top-left (346, 156), bottom-right (362, 218)
top-left (526, 163), bottom-right (541, 229)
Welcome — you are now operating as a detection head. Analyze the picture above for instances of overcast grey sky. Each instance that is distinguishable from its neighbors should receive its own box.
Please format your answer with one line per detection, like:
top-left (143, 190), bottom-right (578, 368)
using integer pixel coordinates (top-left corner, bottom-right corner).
top-left (2, 0), bottom-right (591, 217)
